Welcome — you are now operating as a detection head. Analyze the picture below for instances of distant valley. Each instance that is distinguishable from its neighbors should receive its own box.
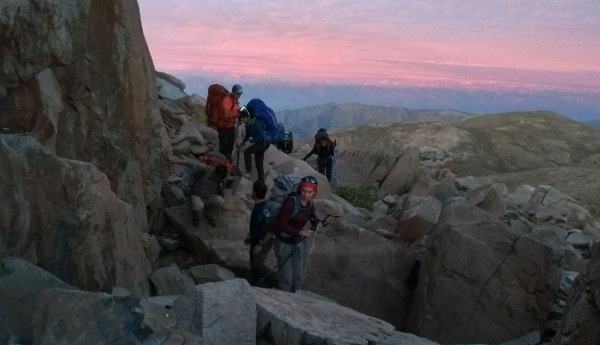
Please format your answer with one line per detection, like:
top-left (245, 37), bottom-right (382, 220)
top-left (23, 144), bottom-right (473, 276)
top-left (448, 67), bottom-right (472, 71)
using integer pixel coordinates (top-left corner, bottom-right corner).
top-left (276, 103), bottom-right (470, 138)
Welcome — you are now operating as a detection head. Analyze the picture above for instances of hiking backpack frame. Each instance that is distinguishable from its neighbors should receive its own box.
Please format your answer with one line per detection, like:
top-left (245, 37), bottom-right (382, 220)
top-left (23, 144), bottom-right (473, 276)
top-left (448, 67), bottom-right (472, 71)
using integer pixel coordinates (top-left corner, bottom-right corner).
top-left (246, 98), bottom-right (283, 144)
top-left (205, 84), bottom-right (229, 127)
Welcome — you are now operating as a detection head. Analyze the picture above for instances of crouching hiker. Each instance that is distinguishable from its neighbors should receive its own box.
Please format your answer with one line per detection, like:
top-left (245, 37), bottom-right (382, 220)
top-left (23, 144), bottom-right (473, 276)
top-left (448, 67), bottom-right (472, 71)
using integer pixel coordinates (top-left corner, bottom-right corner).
top-left (165, 154), bottom-right (227, 227)
top-left (274, 176), bottom-right (320, 292)
top-left (244, 180), bottom-right (276, 287)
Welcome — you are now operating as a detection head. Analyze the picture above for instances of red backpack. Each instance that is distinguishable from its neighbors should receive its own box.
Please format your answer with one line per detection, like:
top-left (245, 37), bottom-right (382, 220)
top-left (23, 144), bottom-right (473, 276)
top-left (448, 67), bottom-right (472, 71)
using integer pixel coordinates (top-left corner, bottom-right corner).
top-left (202, 151), bottom-right (232, 172)
top-left (205, 84), bottom-right (229, 127)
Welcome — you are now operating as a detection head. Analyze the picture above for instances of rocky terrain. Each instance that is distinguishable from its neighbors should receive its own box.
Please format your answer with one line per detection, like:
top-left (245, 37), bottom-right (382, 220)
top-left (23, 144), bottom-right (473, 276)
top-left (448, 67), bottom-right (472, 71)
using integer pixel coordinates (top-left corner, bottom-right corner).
top-left (1, 1), bottom-right (600, 345)
top-left (296, 111), bottom-right (600, 211)
top-left (483, 161), bottom-right (600, 212)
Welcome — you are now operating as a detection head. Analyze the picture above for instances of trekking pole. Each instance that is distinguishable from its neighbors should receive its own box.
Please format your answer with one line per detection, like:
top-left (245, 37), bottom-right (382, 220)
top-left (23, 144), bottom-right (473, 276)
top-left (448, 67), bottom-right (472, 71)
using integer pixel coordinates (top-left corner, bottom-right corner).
top-left (255, 215), bottom-right (332, 288)
top-left (255, 237), bottom-right (306, 288)
top-left (233, 121), bottom-right (243, 175)
top-left (235, 146), bottom-right (242, 176)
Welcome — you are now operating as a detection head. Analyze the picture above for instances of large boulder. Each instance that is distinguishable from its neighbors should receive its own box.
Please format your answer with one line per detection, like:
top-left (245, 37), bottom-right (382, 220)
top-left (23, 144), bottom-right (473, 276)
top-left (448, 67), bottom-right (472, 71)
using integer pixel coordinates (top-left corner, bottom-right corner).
top-left (406, 199), bottom-right (562, 344)
top-left (378, 145), bottom-right (420, 198)
top-left (0, 258), bottom-right (76, 345)
top-left (0, 136), bottom-right (152, 295)
top-left (396, 195), bottom-right (443, 243)
top-left (464, 183), bottom-right (508, 218)
top-left (526, 185), bottom-right (596, 227)
top-left (173, 279), bottom-right (256, 344)
top-left (552, 245), bottom-right (600, 344)
top-left (163, 196), bottom-right (254, 277)
top-left (255, 288), bottom-right (438, 345)
top-left (33, 289), bottom-right (148, 344)
top-left (303, 220), bottom-right (416, 329)
top-left (0, 0), bottom-right (171, 231)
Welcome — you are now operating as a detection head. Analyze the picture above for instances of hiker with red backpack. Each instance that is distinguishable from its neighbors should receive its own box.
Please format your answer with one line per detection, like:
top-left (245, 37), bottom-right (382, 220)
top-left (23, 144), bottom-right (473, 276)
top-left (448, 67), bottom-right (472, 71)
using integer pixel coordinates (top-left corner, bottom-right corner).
top-left (205, 83), bottom-right (243, 162)
top-left (273, 176), bottom-right (321, 292)
top-left (302, 129), bottom-right (336, 182)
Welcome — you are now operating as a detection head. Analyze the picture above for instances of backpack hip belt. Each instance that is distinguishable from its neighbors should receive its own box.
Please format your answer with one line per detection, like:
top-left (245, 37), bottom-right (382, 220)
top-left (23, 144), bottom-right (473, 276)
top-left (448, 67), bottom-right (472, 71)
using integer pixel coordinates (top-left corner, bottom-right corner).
top-left (277, 233), bottom-right (296, 244)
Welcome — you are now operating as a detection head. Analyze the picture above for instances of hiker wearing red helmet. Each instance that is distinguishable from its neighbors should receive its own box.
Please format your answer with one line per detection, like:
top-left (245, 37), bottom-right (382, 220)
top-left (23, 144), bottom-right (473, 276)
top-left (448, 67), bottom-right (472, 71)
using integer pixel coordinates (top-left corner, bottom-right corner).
top-left (274, 176), bottom-right (321, 292)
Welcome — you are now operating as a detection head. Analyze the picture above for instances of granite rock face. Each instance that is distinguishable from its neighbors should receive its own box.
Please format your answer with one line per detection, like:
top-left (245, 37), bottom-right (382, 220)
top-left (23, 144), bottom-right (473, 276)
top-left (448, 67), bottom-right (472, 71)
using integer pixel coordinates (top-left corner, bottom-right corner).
top-left (0, 0), bottom-right (170, 230)
top-left (0, 0), bottom-right (167, 293)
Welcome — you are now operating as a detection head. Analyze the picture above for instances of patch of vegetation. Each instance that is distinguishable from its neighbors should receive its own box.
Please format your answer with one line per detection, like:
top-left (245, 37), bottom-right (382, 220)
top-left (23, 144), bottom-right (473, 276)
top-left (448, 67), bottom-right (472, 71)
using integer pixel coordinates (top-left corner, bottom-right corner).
top-left (587, 204), bottom-right (600, 219)
top-left (336, 185), bottom-right (379, 210)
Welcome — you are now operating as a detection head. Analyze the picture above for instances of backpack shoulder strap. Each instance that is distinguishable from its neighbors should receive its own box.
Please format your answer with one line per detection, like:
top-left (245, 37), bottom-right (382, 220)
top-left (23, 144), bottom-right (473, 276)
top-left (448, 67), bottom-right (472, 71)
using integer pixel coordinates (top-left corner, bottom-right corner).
top-left (290, 194), bottom-right (314, 219)
top-left (291, 194), bottom-right (301, 219)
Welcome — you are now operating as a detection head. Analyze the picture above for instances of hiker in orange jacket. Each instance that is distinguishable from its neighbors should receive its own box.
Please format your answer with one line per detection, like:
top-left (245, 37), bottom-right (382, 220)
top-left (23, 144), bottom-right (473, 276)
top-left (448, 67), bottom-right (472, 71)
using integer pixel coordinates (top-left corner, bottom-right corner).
top-left (217, 84), bottom-right (243, 162)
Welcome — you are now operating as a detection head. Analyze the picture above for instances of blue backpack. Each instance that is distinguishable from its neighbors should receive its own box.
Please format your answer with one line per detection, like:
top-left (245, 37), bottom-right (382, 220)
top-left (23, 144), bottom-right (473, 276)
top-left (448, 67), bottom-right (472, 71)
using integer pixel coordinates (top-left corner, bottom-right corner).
top-left (262, 174), bottom-right (312, 232)
top-left (246, 98), bottom-right (283, 144)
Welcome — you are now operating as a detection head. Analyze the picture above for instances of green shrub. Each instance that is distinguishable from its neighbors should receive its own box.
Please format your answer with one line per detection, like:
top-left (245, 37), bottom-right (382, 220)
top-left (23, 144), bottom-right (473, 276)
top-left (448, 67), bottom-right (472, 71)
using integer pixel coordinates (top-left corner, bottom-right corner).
top-left (587, 204), bottom-right (600, 219)
top-left (336, 185), bottom-right (379, 210)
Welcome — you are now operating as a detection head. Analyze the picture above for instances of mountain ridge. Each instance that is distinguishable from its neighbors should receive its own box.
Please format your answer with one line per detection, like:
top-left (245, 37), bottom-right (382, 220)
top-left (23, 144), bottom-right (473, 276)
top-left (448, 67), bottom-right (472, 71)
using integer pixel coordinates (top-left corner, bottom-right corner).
top-left (180, 74), bottom-right (600, 122)
top-left (583, 120), bottom-right (600, 128)
top-left (277, 102), bottom-right (471, 138)
top-left (294, 111), bottom-right (600, 209)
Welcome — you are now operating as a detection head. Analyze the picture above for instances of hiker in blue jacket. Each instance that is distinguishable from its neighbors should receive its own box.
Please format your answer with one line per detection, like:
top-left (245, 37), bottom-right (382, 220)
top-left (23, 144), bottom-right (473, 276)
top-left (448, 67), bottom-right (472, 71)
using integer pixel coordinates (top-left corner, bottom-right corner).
top-left (244, 180), bottom-right (276, 287)
top-left (237, 108), bottom-right (270, 182)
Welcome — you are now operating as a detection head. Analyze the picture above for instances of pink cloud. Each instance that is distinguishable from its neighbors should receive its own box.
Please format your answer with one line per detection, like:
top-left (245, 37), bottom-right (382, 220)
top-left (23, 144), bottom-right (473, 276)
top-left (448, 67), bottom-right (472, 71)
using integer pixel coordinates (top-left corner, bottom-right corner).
top-left (139, 0), bottom-right (600, 91)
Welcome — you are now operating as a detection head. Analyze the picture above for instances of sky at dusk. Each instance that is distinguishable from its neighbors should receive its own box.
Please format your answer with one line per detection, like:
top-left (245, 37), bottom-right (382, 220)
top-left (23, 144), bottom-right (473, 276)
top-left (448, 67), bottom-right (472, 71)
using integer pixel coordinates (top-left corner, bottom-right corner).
top-left (139, 0), bottom-right (600, 94)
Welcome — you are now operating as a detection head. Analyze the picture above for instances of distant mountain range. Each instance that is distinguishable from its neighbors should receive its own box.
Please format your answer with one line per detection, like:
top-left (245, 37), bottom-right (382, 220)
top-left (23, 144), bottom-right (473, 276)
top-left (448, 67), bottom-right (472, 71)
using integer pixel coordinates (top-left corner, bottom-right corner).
top-left (276, 103), bottom-right (470, 139)
top-left (583, 120), bottom-right (600, 128)
top-left (180, 74), bottom-right (600, 124)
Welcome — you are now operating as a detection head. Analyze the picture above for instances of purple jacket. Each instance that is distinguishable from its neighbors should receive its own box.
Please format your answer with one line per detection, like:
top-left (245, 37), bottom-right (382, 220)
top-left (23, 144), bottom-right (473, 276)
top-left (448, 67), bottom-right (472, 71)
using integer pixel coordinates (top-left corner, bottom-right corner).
top-left (276, 196), bottom-right (317, 237)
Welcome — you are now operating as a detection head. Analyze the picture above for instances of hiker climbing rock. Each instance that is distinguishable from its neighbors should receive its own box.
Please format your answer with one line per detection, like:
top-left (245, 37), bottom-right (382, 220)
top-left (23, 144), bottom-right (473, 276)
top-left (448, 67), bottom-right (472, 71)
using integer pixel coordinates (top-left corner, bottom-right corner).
top-left (244, 180), bottom-right (276, 287)
top-left (273, 176), bottom-right (321, 292)
top-left (237, 105), bottom-right (270, 182)
top-left (207, 83), bottom-right (243, 161)
top-left (302, 129), bottom-right (336, 182)
top-left (165, 154), bottom-right (227, 227)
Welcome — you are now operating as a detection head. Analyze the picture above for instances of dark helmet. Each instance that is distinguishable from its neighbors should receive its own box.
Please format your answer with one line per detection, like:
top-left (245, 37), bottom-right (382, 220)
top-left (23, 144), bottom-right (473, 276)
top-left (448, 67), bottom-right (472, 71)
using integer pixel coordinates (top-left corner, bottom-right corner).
top-left (232, 84), bottom-right (243, 95)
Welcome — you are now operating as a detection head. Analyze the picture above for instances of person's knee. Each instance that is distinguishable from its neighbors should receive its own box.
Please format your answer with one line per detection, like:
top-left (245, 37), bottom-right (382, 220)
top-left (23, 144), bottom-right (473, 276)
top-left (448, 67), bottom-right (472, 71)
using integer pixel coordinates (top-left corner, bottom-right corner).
top-left (191, 196), bottom-right (205, 213)
top-left (204, 195), bottom-right (225, 213)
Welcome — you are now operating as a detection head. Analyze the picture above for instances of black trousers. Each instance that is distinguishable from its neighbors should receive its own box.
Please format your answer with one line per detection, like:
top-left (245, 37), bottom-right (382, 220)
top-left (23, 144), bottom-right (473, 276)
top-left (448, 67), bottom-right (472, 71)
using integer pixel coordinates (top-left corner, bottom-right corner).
top-left (318, 157), bottom-right (333, 181)
top-left (250, 237), bottom-right (276, 287)
top-left (244, 142), bottom-right (270, 182)
top-left (217, 126), bottom-right (236, 161)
